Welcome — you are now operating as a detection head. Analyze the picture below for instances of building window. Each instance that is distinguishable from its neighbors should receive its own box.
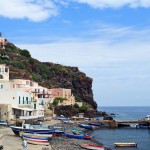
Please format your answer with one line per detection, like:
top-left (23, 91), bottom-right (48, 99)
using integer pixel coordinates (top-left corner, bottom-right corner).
top-left (26, 81), bottom-right (29, 85)
top-left (0, 75), bottom-right (3, 79)
top-left (26, 97), bottom-right (28, 104)
top-left (1, 85), bottom-right (3, 89)
top-left (19, 96), bottom-right (21, 104)
top-left (34, 103), bottom-right (36, 109)
top-left (23, 97), bottom-right (24, 104)
top-left (5, 68), bottom-right (8, 72)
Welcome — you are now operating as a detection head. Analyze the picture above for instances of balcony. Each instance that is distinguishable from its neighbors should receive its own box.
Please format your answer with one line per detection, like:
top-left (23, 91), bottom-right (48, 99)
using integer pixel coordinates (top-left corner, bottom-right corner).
top-left (19, 115), bottom-right (44, 120)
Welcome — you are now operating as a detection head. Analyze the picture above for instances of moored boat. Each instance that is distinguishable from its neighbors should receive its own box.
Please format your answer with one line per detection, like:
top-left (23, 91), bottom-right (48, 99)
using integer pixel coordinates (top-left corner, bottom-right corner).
top-left (81, 144), bottom-right (105, 150)
top-left (139, 124), bottom-right (149, 129)
top-left (78, 124), bottom-right (93, 130)
top-left (114, 142), bottom-right (137, 147)
top-left (88, 123), bottom-right (105, 127)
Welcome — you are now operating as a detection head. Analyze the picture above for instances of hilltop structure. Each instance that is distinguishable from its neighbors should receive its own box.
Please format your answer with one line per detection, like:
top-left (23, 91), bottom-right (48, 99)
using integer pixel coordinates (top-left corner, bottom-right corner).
top-left (0, 32), bottom-right (6, 49)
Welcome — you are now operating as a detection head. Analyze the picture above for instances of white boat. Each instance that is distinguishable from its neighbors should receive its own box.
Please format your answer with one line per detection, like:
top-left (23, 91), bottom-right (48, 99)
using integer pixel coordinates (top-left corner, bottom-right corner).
top-left (143, 115), bottom-right (150, 121)
top-left (81, 144), bottom-right (105, 150)
top-left (114, 142), bottom-right (137, 147)
top-left (64, 120), bottom-right (74, 124)
top-left (20, 132), bottom-right (53, 139)
top-left (130, 124), bottom-right (139, 128)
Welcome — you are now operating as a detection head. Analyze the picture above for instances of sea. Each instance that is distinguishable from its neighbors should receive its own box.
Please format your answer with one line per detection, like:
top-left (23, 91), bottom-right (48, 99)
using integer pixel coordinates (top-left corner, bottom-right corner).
top-left (91, 106), bottom-right (150, 150)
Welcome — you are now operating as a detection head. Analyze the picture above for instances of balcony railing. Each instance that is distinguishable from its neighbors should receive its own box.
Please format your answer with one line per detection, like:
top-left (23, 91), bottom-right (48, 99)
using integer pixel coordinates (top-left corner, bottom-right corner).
top-left (19, 115), bottom-right (44, 120)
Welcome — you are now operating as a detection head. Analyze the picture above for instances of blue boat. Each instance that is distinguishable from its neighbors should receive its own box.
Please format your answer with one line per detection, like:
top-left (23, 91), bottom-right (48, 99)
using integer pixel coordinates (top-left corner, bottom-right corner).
top-left (78, 124), bottom-right (93, 130)
top-left (11, 126), bottom-right (64, 136)
top-left (139, 124), bottom-right (149, 129)
top-left (88, 123), bottom-right (105, 127)
top-left (22, 136), bottom-right (49, 142)
top-left (65, 132), bottom-right (84, 139)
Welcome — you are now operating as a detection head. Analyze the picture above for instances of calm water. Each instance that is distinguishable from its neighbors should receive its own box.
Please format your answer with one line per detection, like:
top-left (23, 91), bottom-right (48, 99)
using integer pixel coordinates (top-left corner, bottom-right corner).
top-left (91, 106), bottom-right (150, 150)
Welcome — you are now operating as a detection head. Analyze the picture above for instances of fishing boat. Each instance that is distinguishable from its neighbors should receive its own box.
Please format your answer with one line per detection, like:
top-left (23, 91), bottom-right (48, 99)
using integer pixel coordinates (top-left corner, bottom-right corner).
top-left (26, 139), bottom-right (50, 146)
top-left (114, 142), bottom-right (137, 147)
top-left (130, 124), bottom-right (139, 128)
top-left (23, 136), bottom-right (48, 142)
top-left (20, 132), bottom-right (52, 141)
top-left (81, 144), bottom-right (105, 150)
top-left (78, 124), bottom-right (93, 130)
top-left (84, 134), bottom-right (92, 140)
top-left (88, 123), bottom-right (105, 127)
top-left (65, 132), bottom-right (84, 139)
top-left (11, 124), bottom-right (64, 136)
top-left (139, 124), bottom-right (149, 129)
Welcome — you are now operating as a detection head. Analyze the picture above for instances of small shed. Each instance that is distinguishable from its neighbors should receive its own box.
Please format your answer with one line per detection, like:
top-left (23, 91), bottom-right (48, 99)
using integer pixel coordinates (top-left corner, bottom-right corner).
top-left (78, 113), bottom-right (84, 118)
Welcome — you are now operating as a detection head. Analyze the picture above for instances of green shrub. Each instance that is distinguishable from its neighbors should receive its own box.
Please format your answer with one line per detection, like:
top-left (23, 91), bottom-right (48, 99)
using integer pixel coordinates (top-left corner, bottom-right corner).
top-left (20, 49), bottom-right (31, 57)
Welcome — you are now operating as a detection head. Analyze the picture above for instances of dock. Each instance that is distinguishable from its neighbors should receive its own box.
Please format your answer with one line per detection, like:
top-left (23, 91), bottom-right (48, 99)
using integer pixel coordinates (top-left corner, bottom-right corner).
top-left (87, 120), bottom-right (150, 128)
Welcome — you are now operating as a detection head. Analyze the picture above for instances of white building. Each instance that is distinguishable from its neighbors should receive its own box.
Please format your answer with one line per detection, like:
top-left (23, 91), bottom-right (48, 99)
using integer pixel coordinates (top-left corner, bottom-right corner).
top-left (0, 64), bottom-right (51, 122)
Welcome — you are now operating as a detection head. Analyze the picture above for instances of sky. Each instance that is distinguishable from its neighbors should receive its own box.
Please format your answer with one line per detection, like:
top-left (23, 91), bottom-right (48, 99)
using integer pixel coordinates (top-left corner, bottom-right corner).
top-left (0, 0), bottom-right (150, 106)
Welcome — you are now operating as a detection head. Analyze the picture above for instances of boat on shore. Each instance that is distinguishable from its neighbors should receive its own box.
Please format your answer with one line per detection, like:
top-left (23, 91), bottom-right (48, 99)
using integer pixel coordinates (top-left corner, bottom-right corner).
top-left (65, 132), bottom-right (84, 139)
top-left (11, 124), bottom-right (64, 136)
top-left (81, 144), bottom-right (105, 150)
top-left (20, 132), bottom-right (53, 141)
top-left (26, 139), bottom-right (50, 146)
top-left (114, 142), bottom-right (137, 147)
top-left (84, 134), bottom-right (92, 140)
top-left (64, 120), bottom-right (74, 124)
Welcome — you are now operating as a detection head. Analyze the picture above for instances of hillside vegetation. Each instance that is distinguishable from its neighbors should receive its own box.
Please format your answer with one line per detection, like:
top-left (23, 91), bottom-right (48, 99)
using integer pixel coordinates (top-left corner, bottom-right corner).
top-left (0, 43), bottom-right (97, 112)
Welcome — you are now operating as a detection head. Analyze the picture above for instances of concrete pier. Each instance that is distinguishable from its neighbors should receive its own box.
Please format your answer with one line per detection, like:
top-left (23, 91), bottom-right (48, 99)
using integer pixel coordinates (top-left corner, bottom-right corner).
top-left (88, 120), bottom-right (150, 128)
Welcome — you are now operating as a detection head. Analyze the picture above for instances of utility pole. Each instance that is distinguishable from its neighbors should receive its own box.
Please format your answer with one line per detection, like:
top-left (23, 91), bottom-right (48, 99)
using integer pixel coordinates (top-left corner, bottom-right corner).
top-left (0, 32), bottom-right (2, 37)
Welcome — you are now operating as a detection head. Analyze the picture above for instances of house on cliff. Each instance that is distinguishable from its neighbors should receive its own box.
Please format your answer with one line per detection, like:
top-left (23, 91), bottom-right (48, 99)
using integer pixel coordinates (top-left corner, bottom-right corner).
top-left (0, 33), bottom-right (6, 49)
top-left (51, 88), bottom-right (76, 106)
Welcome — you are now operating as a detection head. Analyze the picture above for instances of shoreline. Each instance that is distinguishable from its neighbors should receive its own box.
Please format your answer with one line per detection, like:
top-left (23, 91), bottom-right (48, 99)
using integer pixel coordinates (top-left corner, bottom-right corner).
top-left (48, 119), bottom-right (112, 150)
top-left (0, 119), bottom-right (112, 150)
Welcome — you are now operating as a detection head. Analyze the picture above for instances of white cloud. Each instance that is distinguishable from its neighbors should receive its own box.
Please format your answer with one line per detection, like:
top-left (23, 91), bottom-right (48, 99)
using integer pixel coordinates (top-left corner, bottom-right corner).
top-left (0, 0), bottom-right (58, 22)
top-left (73, 0), bottom-right (150, 8)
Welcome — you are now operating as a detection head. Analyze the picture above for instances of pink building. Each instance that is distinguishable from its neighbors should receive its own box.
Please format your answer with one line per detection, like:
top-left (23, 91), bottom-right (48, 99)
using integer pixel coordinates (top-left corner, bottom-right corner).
top-left (0, 37), bottom-right (6, 49)
top-left (51, 88), bottom-right (76, 106)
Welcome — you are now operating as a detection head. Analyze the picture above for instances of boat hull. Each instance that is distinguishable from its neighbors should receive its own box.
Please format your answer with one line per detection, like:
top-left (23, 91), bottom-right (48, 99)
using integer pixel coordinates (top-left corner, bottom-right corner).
top-left (114, 142), bottom-right (137, 147)
top-left (26, 139), bottom-right (50, 146)
top-left (81, 144), bottom-right (105, 150)
top-left (65, 133), bottom-right (84, 139)
top-left (79, 124), bottom-right (93, 130)
top-left (11, 126), bottom-right (64, 136)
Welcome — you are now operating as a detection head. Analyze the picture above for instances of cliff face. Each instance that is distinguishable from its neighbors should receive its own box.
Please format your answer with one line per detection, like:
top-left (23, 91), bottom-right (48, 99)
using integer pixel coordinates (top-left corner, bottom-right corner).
top-left (0, 43), bottom-right (97, 110)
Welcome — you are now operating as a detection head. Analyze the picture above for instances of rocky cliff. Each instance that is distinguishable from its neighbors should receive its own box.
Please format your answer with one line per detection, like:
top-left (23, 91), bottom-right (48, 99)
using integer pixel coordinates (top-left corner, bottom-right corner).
top-left (0, 42), bottom-right (97, 110)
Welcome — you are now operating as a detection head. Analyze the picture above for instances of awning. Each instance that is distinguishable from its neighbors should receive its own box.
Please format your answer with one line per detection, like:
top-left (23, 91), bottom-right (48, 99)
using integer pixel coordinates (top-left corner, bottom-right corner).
top-left (12, 106), bottom-right (34, 111)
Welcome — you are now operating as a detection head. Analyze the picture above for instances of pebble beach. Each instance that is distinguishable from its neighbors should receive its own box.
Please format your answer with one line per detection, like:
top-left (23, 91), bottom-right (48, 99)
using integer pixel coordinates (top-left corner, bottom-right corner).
top-left (0, 119), bottom-right (111, 150)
